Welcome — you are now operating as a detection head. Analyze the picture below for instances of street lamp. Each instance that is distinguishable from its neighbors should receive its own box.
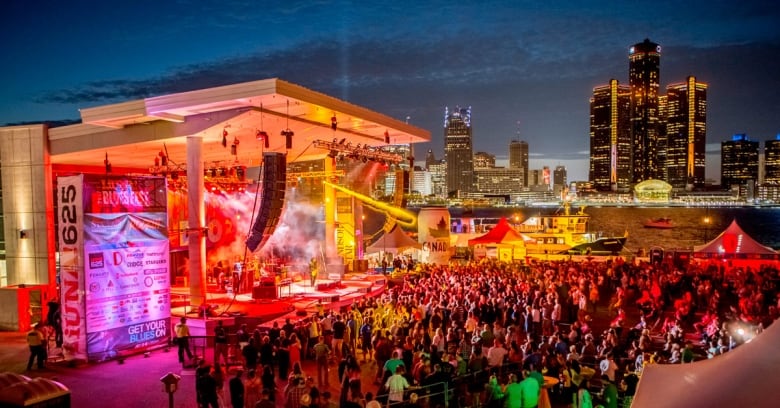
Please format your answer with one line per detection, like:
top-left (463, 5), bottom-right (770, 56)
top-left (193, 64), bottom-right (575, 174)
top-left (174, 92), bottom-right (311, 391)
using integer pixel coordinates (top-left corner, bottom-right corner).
top-left (160, 372), bottom-right (181, 408)
top-left (703, 216), bottom-right (711, 242)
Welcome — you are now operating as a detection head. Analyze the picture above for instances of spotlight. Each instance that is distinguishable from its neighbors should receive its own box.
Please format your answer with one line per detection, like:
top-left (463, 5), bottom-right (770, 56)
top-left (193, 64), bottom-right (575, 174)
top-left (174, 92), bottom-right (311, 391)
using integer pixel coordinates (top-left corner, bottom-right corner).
top-left (235, 166), bottom-right (246, 181)
top-left (222, 128), bottom-right (228, 147)
top-left (338, 138), bottom-right (346, 145)
top-left (256, 130), bottom-right (269, 148)
top-left (384, 130), bottom-right (390, 144)
top-left (331, 115), bottom-right (338, 131)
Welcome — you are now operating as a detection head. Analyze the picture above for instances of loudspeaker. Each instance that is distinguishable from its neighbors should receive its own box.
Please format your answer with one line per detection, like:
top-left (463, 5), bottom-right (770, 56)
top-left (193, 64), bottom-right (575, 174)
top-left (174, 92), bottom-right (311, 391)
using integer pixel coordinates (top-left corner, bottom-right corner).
top-left (393, 169), bottom-right (409, 208)
top-left (246, 152), bottom-right (287, 252)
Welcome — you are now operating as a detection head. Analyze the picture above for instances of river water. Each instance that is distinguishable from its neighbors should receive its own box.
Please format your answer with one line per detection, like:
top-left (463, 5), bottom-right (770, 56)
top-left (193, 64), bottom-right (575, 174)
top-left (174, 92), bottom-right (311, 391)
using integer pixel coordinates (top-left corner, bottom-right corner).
top-left (446, 206), bottom-right (780, 253)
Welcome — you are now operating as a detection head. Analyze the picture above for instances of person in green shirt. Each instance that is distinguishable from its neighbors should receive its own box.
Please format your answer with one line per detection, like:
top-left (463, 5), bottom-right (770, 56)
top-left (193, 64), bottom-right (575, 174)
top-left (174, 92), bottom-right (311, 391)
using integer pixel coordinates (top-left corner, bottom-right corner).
top-left (601, 375), bottom-right (619, 408)
top-left (504, 373), bottom-right (523, 408)
top-left (519, 370), bottom-right (541, 408)
top-left (485, 374), bottom-right (505, 408)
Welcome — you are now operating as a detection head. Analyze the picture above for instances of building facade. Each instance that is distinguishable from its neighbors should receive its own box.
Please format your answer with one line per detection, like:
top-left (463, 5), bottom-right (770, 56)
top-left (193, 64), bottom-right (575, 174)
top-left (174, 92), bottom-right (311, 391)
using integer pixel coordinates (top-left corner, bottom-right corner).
top-left (764, 136), bottom-right (780, 184)
top-left (509, 140), bottom-right (529, 187)
top-left (721, 134), bottom-right (759, 190)
top-left (664, 76), bottom-right (708, 189)
top-left (474, 167), bottom-right (524, 195)
top-left (444, 106), bottom-right (474, 195)
top-left (473, 151), bottom-right (496, 169)
top-left (629, 38), bottom-right (662, 184)
top-left (589, 79), bottom-right (631, 191)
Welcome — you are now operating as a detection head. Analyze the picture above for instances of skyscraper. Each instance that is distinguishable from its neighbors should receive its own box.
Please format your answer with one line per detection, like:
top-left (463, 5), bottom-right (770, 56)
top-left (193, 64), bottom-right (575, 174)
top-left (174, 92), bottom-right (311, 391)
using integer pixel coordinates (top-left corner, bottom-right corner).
top-left (629, 38), bottom-right (662, 184)
top-left (665, 76), bottom-right (708, 189)
top-left (509, 140), bottom-right (529, 187)
top-left (765, 135), bottom-right (780, 184)
top-left (444, 106), bottom-right (474, 195)
top-left (553, 165), bottom-right (567, 188)
top-left (589, 79), bottom-right (631, 191)
top-left (721, 134), bottom-right (758, 190)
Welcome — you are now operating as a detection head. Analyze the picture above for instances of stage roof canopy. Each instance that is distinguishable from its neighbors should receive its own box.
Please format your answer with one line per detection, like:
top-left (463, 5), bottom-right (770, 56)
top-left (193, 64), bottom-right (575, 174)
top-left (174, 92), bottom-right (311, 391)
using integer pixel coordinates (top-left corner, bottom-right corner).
top-left (47, 78), bottom-right (430, 169)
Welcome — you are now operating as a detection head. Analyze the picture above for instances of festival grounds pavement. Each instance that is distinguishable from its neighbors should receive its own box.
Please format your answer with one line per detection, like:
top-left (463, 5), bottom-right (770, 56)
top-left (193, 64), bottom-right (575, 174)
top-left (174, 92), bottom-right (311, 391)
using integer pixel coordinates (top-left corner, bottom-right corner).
top-left (0, 274), bottom-right (387, 407)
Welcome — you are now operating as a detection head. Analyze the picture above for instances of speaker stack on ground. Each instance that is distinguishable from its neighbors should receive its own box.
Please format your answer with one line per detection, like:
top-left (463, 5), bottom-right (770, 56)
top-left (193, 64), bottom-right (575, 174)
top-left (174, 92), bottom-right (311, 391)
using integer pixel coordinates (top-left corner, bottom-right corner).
top-left (246, 152), bottom-right (287, 252)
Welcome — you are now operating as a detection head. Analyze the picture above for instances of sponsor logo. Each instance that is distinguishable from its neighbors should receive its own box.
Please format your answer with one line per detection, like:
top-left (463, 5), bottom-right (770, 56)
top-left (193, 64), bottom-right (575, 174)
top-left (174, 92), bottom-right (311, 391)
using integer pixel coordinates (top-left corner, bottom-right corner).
top-left (88, 253), bottom-right (105, 269)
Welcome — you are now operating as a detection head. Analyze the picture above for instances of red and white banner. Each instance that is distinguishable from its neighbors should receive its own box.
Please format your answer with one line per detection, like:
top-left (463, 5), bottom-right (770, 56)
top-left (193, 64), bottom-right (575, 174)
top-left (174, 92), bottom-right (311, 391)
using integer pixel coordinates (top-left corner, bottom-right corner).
top-left (58, 175), bottom-right (88, 361)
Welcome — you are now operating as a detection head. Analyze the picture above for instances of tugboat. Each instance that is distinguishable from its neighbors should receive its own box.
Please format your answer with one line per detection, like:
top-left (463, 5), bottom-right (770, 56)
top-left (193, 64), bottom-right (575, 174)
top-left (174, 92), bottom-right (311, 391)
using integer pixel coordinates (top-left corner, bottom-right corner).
top-left (517, 202), bottom-right (628, 256)
top-left (643, 217), bottom-right (674, 229)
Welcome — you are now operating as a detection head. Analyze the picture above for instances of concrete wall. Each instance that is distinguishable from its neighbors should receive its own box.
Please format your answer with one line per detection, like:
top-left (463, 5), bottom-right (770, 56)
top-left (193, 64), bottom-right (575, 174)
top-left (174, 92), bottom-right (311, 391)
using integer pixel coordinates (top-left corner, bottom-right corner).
top-left (0, 125), bottom-right (56, 287)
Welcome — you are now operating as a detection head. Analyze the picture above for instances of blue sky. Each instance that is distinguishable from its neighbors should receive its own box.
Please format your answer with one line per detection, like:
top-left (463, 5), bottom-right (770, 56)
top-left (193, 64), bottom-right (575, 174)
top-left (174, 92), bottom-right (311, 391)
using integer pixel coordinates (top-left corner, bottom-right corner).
top-left (1, 0), bottom-right (779, 181)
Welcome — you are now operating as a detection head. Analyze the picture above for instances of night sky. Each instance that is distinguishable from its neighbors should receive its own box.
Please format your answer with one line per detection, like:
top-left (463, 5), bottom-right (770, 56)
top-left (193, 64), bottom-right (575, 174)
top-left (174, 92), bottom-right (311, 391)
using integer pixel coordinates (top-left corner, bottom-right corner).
top-left (2, 0), bottom-right (778, 181)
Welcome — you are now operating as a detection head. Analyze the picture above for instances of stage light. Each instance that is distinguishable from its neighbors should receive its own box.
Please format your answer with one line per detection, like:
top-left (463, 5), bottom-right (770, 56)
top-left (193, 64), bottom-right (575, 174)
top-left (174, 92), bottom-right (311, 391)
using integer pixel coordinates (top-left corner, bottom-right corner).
top-left (384, 130), bottom-right (390, 144)
top-left (327, 150), bottom-right (338, 158)
top-left (222, 128), bottom-right (228, 147)
top-left (235, 166), bottom-right (246, 181)
top-left (332, 116), bottom-right (338, 131)
top-left (338, 137), bottom-right (346, 145)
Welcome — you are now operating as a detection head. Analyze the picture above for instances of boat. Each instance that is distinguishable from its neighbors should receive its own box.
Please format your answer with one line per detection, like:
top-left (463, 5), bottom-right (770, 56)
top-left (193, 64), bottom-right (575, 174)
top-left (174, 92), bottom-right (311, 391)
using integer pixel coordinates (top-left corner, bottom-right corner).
top-left (517, 202), bottom-right (627, 255)
top-left (643, 217), bottom-right (674, 229)
top-left (450, 202), bottom-right (628, 257)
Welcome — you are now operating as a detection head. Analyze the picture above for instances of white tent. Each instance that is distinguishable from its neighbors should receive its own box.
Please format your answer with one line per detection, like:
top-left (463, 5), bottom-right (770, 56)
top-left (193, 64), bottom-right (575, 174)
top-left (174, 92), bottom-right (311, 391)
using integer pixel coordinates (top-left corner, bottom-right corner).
top-left (632, 321), bottom-right (780, 407)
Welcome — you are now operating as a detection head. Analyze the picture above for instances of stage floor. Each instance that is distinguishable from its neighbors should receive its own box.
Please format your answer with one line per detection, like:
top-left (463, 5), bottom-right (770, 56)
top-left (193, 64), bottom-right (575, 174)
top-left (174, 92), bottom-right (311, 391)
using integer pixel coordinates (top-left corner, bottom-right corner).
top-left (170, 272), bottom-right (388, 326)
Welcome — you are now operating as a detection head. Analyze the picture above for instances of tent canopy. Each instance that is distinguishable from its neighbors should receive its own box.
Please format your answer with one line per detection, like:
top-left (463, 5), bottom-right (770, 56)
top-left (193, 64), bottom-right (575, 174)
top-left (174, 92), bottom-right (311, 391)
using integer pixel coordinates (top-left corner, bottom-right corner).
top-left (468, 217), bottom-right (532, 246)
top-left (365, 223), bottom-right (421, 253)
top-left (633, 320), bottom-right (780, 408)
top-left (693, 219), bottom-right (778, 259)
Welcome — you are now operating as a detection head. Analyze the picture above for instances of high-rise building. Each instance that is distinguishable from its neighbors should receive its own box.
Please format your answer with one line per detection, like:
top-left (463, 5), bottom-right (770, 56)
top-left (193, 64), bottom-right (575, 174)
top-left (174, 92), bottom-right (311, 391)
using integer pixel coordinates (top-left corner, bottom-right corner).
top-left (657, 94), bottom-right (668, 181)
top-left (665, 76), bottom-right (708, 189)
top-left (629, 38), bottom-right (662, 184)
top-left (509, 140), bottom-right (529, 187)
top-left (553, 165), bottom-right (567, 188)
top-left (721, 134), bottom-right (759, 190)
top-left (444, 106), bottom-right (474, 195)
top-left (425, 149), bottom-right (437, 170)
top-left (589, 79), bottom-right (631, 191)
top-left (473, 151), bottom-right (496, 169)
top-left (765, 135), bottom-right (780, 184)
top-left (428, 160), bottom-right (447, 197)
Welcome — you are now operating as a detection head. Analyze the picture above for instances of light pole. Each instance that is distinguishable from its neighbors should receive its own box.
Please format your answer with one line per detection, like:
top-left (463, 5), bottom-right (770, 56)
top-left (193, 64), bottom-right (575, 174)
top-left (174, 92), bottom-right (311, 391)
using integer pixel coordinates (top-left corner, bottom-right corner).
top-left (703, 215), bottom-right (711, 242)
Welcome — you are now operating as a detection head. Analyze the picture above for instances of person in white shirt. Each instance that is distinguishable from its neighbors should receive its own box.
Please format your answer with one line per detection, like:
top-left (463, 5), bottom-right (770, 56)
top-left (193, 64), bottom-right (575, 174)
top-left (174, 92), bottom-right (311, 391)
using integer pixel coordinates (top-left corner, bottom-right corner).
top-left (385, 365), bottom-right (410, 405)
top-left (486, 339), bottom-right (508, 368)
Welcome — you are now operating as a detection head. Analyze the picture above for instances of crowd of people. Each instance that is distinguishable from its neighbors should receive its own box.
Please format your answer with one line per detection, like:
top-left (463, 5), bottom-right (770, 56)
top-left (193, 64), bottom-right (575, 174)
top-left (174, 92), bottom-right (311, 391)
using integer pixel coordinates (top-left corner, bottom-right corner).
top-left (188, 256), bottom-right (780, 408)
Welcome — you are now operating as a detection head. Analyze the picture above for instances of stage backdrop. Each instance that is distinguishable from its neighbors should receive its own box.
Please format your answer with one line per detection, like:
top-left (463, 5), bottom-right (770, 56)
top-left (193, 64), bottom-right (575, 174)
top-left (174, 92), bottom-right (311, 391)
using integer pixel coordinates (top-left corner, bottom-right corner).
top-left (58, 174), bottom-right (169, 362)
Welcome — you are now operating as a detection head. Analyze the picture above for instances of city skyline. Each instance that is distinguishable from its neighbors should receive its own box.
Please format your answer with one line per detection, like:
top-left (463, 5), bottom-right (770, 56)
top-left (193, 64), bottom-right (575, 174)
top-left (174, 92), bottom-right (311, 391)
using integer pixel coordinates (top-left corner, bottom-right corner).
top-left (1, 1), bottom-right (779, 181)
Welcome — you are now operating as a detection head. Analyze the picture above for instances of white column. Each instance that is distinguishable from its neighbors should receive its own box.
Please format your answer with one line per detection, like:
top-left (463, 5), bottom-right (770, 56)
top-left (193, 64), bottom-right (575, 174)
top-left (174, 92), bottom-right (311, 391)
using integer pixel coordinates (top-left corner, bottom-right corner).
top-left (186, 135), bottom-right (207, 307)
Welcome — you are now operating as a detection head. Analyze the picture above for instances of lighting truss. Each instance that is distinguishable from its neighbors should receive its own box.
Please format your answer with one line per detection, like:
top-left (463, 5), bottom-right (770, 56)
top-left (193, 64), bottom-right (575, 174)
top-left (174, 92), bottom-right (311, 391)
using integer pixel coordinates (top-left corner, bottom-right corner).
top-left (312, 139), bottom-right (404, 164)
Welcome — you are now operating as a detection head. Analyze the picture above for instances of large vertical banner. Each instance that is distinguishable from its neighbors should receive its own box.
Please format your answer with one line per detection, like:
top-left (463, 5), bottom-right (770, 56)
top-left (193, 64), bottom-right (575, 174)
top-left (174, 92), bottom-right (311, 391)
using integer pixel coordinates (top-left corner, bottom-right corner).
top-left (82, 176), bottom-right (169, 361)
top-left (58, 175), bottom-right (169, 362)
top-left (58, 175), bottom-right (87, 361)
top-left (418, 207), bottom-right (451, 265)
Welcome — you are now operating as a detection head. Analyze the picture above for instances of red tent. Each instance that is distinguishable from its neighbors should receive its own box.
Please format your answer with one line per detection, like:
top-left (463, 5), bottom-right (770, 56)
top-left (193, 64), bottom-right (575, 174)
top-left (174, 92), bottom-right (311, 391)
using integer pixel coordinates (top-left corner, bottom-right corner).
top-left (468, 217), bottom-right (533, 246)
top-left (693, 219), bottom-right (778, 259)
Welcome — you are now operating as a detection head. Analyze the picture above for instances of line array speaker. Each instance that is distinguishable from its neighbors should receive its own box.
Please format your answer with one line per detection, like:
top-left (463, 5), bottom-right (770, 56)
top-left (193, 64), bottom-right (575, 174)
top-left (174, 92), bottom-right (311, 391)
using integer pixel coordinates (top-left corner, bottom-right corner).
top-left (246, 152), bottom-right (287, 252)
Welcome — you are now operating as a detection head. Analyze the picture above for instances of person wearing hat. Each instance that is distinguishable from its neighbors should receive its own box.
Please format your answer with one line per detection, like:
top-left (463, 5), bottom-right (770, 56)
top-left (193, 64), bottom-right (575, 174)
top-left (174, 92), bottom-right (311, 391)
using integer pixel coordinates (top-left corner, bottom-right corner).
top-left (26, 322), bottom-right (46, 370)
